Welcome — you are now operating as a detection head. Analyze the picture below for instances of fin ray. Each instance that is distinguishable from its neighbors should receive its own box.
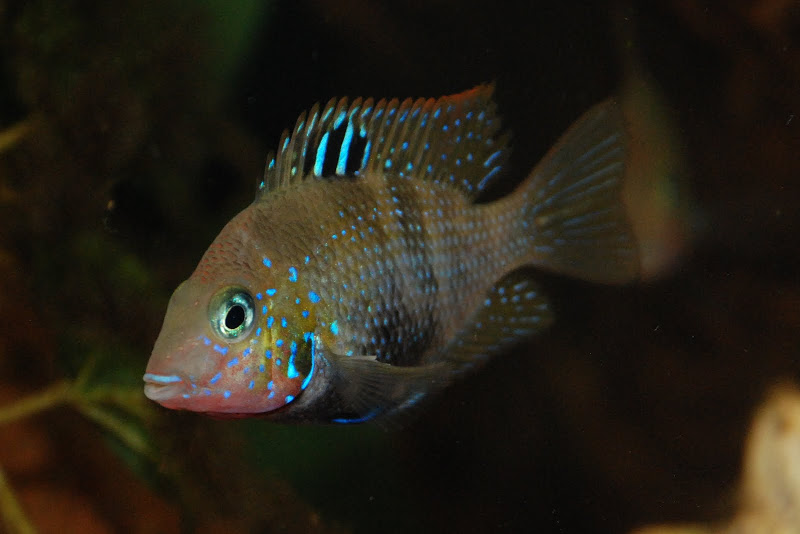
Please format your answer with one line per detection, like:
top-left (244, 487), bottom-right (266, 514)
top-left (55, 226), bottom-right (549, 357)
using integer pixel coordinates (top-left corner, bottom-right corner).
top-left (521, 99), bottom-right (640, 284)
top-left (445, 270), bottom-right (553, 369)
top-left (330, 354), bottom-right (453, 427)
top-left (259, 85), bottom-right (509, 200)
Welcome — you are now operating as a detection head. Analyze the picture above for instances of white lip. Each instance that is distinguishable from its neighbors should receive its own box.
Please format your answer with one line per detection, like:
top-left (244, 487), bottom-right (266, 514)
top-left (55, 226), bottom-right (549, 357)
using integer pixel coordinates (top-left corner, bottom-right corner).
top-left (143, 383), bottom-right (173, 401)
top-left (143, 373), bottom-right (184, 402)
top-left (143, 373), bottom-right (182, 384)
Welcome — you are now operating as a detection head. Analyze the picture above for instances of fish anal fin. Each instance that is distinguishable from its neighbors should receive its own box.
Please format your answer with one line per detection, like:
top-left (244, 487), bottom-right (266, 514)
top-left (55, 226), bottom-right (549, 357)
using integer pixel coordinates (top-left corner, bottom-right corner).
top-left (446, 270), bottom-right (553, 369)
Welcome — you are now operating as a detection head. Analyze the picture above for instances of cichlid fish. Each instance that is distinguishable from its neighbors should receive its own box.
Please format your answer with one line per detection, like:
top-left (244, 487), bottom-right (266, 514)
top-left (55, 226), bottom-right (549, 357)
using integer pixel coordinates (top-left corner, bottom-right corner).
top-left (143, 85), bottom-right (638, 424)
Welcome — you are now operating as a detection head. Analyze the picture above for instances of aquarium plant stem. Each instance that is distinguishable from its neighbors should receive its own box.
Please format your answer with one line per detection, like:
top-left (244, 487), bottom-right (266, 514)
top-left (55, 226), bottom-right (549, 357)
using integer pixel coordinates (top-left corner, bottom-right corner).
top-left (0, 119), bottom-right (33, 154)
top-left (0, 382), bottom-right (71, 426)
top-left (0, 463), bottom-right (36, 534)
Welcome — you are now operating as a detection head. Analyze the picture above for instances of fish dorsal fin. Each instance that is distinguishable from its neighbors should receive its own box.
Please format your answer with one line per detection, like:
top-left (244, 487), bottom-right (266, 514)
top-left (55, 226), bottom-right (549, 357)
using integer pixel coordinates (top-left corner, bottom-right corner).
top-left (259, 84), bottom-right (509, 199)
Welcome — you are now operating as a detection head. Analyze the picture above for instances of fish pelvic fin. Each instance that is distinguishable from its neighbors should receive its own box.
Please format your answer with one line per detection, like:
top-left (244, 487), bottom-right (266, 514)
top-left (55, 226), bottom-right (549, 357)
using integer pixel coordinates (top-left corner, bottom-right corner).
top-left (517, 99), bottom-right (640, 284)
top-left (328, 353), bottom-right (454, 428)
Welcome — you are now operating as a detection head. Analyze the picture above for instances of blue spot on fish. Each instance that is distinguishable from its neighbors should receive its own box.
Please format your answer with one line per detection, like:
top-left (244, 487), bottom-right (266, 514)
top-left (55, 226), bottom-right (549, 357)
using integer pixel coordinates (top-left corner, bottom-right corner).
top-left (288, 266), bottom-right (298, 282)
top-left (302, 310), bottom-right (310, 318)
top-left (305, 255), bottom-right (310, 264)
top-left (308, 291), bottom-right (320, 303)
top-left (315, 132), bottom-right (330, 176)
top-left (213, 345), bottom-right (228, 355)
top-left (281, 317), bottom-right (288, 328)
top-left (301, 338), bottom-right (315, 390)
top-left (202, 337), bottom-right (212, 346)
top-left (268, 380), bottom-right (274, 390)
top-left (209, 372), bottom-right (222, 385)
top-left (266, 288), bottom-right (277, 296)
top-left (267, 316), bottom-right (274, 328)
top-left (337, 121), bottom-right (354, 175)
top-left (330, 320), bottom-right (339, 335)
top-left (484, 149), bottom-right (502, 168)
top-left (332, 409), bottom-right (381, 424)
top-left (248, 380), bottom-right (255, 390)
top-left (224, 390), bottom-right (231, 399)
top-left (285, 395), bottom-right (295, 403)
top-left (287, 358), bottom-right (299, 379)
top-left (227, 358), bottom-right (239, 368)
top-left (262, 257), bottom-right (272, 268)
top-left (276, 339), bottom-right (284, 348)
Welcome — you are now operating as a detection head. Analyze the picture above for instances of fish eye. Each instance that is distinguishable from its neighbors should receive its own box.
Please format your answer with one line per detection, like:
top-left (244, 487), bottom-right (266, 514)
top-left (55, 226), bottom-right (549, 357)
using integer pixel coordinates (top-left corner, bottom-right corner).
top-left (209, 287), bottom-right (255, 340)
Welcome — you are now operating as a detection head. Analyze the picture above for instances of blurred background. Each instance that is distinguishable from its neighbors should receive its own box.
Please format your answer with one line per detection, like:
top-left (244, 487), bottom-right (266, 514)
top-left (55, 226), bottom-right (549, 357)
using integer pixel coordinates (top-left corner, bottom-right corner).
top-left (1, 1), bottom-right (799, 533)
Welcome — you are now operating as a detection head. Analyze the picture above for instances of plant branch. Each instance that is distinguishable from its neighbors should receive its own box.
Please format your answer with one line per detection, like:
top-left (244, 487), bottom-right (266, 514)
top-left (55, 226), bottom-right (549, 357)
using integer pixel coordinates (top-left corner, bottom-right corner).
top-left (0, 463), bottom-right (36, 534)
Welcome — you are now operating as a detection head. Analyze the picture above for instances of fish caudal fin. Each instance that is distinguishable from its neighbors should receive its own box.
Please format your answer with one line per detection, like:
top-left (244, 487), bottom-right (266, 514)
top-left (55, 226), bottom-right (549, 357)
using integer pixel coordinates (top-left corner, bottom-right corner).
top-left (520, 99), bottom-right (640, 284)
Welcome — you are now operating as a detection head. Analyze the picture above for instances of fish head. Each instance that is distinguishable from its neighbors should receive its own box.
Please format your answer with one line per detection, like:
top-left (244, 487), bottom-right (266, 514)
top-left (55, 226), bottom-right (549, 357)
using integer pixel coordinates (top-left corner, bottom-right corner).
top-left (143, 213), bottom-right (315, 416)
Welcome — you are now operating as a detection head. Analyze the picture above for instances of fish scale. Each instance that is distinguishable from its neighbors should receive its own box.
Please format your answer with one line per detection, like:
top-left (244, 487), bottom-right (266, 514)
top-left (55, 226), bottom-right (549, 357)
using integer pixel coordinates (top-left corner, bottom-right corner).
top-left (143, 85), bottom-right (639, 424)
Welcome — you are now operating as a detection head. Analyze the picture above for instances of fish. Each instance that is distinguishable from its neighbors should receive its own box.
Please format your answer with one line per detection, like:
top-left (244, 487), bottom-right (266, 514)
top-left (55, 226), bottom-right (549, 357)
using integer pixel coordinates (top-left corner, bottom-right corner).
top-left (143, 84), bottom-right (639, 424)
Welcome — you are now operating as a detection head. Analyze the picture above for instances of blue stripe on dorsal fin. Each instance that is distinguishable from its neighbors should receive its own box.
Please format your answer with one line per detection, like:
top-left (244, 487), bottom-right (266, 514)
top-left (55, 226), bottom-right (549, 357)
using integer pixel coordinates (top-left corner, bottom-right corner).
top-left (260, 96), bottom-right (366, 196)
top-left (259, 84), bottom-right (508, 200)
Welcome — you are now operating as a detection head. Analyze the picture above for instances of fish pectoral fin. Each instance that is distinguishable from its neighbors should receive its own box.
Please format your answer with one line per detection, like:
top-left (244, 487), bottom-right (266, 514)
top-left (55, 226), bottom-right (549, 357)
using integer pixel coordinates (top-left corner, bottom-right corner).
top-left (330, 354), bottom-right (453, 427)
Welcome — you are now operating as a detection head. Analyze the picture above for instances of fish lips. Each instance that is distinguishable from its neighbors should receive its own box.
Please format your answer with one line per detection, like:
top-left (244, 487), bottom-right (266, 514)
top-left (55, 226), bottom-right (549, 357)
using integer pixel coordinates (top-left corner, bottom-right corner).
top-left (143, 373), bottom-right (185, 403)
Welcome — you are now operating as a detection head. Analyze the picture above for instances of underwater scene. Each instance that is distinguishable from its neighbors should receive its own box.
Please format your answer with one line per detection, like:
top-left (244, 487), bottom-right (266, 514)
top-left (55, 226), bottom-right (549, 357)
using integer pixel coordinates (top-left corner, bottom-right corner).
top-left (1, 1), bottom-right (799, 533)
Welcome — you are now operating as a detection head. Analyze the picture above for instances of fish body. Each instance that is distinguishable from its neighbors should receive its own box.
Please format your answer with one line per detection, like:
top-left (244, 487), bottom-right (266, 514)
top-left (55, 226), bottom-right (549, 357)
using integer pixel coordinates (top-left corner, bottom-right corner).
top-left (143, 85), bottom-right (638, 423)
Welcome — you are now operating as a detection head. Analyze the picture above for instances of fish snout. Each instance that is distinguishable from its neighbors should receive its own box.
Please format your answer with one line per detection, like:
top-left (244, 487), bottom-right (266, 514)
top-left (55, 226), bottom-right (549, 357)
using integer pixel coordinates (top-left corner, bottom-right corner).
top-left (143, 373), bottom-right (184, 402)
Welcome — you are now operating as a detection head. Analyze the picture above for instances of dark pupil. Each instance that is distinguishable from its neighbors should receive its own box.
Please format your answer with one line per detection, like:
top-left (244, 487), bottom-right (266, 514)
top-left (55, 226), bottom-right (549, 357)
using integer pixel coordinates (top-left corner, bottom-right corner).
top-left (225, 304), bottom-right (245, 330)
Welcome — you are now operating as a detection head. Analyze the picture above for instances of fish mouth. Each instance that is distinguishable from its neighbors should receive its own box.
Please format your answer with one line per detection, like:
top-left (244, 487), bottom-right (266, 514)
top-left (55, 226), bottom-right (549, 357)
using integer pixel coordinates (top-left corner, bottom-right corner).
top-left (143, 373), bottom-right (184, 402)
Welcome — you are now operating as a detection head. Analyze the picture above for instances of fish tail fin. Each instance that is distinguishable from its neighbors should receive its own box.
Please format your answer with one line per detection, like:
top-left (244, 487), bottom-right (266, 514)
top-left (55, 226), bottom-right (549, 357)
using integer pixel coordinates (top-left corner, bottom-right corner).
top-left (516, 99), bottom-right (640, 284)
